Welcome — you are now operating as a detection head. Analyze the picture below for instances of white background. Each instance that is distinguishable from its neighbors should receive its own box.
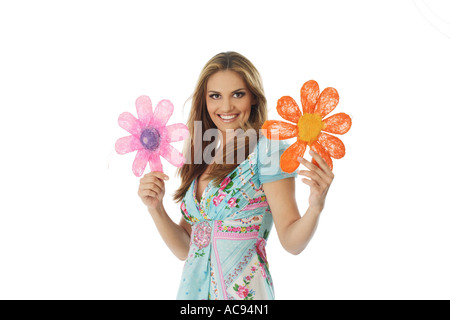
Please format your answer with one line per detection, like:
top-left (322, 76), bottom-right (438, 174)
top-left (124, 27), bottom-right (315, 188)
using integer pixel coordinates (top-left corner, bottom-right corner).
top-left (1, 0), bottom-right (449, 300)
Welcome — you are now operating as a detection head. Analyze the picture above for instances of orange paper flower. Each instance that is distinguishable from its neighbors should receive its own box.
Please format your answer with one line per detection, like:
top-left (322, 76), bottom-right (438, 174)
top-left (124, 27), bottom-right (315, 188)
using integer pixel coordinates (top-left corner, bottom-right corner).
top-left (262, 80), bottom-right (352, 173)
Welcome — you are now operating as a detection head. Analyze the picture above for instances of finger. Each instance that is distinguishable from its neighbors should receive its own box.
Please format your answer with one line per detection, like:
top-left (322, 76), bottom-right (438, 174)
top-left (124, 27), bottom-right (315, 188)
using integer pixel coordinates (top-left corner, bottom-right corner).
top-left (309, 149), bottom-right (333, 176)
top-left (141, 171), bottom-right (169, 182)
top-left (140, 182), bottom-right (163, 194)
top-left (297, 156), bottom-right (324, 177)
top-left (138, 188), bottom-right (153, 198)
top-left (297, 170), bottom-right (324, 185)
top-left (140, 173), bottom-right (167, 183)
top-left (152, 171), bottom-right (169, 181)
top-left (142, 189), bottom-right (158, 198)
top-left (298, 170), bottom-right (331, 191)
top-left (297, 164), bottom-right (334, 188)
top-left (301, 178), bottom-right (319, 188)
top-left (141, 177), bottom-right (165, 191)
top-left (307, 150), bottom-right (333, 181)
top-left (140, 173), bottom-right (169, 186)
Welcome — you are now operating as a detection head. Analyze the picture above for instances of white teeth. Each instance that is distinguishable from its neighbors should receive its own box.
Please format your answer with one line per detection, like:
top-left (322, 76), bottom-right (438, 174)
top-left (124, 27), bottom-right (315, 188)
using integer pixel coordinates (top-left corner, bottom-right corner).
top-left (219, 114), bottom-right (238, 120)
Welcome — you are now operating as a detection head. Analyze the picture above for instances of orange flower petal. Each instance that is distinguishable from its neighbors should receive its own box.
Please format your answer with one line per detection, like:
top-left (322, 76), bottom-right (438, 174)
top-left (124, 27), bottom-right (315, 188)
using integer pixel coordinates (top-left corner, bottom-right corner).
top-left (280, 139), bottom-right (307, 173)
top-left (311, 141), bottom-right (333, 171)
top-left (261, 120), bottom-right (298, 140)
top-left (322, 113), bottom-right (352, 135)
top-left (314, 87), bottom-right (339, 119)
top-left (317, 132), bottom-right (346, 159)
top-left (276, 96), bottom-right (302, 124)
top-left (301, 80), bottom-right (320, 114)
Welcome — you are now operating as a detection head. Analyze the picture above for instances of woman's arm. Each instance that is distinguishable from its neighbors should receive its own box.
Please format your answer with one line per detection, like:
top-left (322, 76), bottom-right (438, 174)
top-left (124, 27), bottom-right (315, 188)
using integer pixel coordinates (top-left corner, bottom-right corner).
top-left (263, 150), bottom-right (334, 255)
top-left (147, 205), bottom-right (191, 261)
top-left (138, 172), bottom-right (191, 261)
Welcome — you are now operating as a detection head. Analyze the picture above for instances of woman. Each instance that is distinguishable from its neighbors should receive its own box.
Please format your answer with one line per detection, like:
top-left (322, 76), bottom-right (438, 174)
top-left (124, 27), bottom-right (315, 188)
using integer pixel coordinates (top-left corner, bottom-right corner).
top-left (138, 51), bottom-right (334, 300)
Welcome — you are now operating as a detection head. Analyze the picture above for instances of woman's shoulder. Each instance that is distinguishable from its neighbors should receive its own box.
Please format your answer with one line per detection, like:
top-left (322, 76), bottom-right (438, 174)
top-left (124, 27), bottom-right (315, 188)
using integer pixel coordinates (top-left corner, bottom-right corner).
top-left (255, 135), bottom-right (297, 183)
top-left (255, 135), bottom-right (291, 161)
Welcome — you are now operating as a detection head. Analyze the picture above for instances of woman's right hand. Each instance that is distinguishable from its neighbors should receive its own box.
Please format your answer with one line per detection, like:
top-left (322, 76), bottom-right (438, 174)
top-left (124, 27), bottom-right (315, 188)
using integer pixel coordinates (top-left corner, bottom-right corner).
top-left (138, 171), bottom-right (169, 211)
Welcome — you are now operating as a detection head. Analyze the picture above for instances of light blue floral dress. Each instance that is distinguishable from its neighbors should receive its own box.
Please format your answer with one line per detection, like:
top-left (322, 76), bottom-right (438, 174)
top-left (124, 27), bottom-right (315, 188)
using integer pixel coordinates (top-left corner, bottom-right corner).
top-left (177, 136), bottom-right (297, 300)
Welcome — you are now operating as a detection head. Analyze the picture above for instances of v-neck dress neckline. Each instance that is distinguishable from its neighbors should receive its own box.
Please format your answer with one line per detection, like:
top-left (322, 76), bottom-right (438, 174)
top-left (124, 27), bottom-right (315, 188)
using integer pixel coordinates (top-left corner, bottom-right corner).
top-left (193, 149), bottom-right (257, 207)
top-left (194, 176), bottom-right (213, 207)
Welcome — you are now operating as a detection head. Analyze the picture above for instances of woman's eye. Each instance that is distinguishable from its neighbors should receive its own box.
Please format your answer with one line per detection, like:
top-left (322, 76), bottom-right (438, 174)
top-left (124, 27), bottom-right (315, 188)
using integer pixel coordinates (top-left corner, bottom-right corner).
top-left (209, 92), bottom-right (245, 99)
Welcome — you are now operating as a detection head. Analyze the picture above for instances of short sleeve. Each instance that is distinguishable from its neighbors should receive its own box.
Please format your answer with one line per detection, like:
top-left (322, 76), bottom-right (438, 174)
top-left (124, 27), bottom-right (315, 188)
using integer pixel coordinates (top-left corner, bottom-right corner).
top-left (257, 136), bottom-right (298, 185)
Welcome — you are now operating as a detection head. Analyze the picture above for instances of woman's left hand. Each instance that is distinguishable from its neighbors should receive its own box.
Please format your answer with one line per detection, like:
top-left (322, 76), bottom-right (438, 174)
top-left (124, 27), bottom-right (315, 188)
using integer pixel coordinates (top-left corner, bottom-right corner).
top-left (297, 150), bottom-right (334, 212)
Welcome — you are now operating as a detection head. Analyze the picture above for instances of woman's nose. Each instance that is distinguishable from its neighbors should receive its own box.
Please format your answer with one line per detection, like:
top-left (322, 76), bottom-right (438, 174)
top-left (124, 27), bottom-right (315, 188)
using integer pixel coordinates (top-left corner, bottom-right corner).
top-left (221, 97), bottom-right (233, 112)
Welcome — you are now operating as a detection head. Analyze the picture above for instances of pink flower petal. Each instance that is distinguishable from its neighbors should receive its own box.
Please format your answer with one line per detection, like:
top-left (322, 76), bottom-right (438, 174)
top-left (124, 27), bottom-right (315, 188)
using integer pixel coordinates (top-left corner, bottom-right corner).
top-left (118, 112), bottom-right (141, 136)
top-left (132, 149), bottom-right (150, 177)
top-left (159, 143), bottom-right (185, 167)
top-left (166, 123), bottom-right (189, 142)
top-left (152, 99), bottom-right (174, 127)
top-left (148, 153), bottom-right (163, 172)
top-left (115, 135), bottom-right (142, 154)
top-left (135, 95), bottom-right (153, 128)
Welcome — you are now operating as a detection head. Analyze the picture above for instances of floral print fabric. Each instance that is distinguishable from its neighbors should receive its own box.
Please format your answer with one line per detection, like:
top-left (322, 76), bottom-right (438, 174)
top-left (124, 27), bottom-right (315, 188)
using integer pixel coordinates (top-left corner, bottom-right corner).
top-left (177, 136), bottom-right (297, 300)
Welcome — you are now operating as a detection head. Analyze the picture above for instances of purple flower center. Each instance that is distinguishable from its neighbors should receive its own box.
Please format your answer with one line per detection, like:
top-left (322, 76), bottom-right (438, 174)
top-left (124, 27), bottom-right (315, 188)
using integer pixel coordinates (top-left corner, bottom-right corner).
top-left (140, 127), bottom-right (160, 151)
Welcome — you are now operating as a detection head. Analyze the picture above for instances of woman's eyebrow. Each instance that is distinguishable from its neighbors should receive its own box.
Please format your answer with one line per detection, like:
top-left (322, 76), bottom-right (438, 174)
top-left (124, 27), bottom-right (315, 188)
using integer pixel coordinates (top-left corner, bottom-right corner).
top-left (208, 88), bottom-right (247, 93)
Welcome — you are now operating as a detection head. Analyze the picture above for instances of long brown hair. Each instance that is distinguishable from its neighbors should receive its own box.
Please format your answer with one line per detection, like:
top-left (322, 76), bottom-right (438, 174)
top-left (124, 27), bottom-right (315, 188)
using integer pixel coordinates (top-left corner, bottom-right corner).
top-left (173, 51), bottom-right (267, 202)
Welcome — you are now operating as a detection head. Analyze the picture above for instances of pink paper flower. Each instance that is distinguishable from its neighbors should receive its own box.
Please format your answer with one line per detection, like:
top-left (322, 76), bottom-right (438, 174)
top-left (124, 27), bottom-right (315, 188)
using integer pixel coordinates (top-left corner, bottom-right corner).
top-left (115, 96), bottom-right (189, 177)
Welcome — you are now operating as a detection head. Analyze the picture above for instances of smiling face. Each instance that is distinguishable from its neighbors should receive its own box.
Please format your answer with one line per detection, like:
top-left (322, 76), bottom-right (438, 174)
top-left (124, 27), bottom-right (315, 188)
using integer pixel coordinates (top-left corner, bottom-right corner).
top-left (206, 70), bottom-right (256, 140)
